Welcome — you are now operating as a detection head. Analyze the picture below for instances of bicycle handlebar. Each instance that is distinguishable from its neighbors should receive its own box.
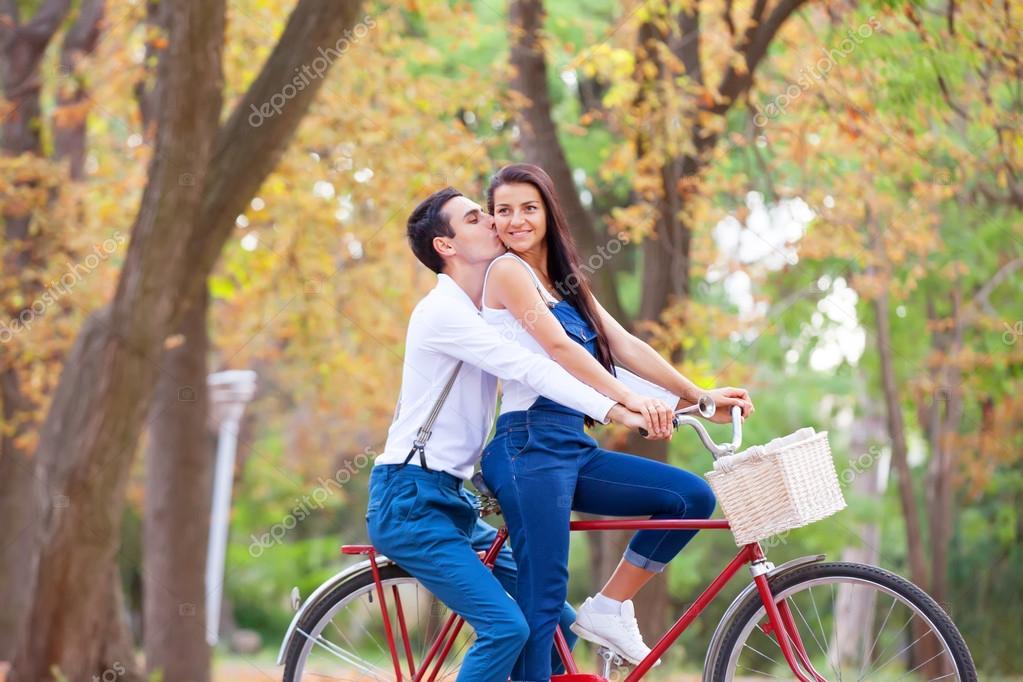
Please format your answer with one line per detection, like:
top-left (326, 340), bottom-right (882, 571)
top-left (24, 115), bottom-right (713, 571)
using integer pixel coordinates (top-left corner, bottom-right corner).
top-left (638, 396), bottom-right (743, 460)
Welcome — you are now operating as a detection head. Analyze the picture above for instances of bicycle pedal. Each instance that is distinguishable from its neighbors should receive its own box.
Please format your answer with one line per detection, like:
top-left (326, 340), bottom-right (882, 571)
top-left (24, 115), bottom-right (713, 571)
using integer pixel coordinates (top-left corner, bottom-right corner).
top-left (597, 646), bottom-right (627, 667)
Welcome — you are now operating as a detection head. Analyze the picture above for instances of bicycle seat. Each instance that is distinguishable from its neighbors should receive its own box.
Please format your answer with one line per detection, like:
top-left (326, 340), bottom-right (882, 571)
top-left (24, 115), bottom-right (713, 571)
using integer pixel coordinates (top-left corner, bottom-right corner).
top-left (470, 472), bottom-right (502, 517)
top-left (470, 471), bottom-right (494, 497)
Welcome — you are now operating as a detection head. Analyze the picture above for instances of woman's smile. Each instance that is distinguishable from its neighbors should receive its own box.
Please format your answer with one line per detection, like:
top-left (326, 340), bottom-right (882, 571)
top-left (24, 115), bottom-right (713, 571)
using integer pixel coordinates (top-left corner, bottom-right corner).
top-left (504, 226), bottom-right (534, 241)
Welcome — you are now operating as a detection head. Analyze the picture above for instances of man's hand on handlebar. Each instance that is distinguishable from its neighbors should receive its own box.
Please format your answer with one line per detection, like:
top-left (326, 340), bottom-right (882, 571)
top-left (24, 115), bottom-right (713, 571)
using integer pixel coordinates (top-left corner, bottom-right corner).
top-left (703, 387), bottom-right (754, 424)
top-left (607, 404), bottom-right (673, 440)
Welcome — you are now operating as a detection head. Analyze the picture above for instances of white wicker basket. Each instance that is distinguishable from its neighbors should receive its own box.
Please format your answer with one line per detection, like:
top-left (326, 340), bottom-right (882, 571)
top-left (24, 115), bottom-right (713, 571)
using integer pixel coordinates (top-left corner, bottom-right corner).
top-left (705, 428), bottom-right (846, 546)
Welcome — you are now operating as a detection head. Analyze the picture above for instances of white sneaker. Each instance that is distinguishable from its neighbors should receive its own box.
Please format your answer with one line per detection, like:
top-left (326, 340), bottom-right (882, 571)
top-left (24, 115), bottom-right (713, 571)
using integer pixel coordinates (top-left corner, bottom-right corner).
top-left (570, 597), bottom-right (660, 666)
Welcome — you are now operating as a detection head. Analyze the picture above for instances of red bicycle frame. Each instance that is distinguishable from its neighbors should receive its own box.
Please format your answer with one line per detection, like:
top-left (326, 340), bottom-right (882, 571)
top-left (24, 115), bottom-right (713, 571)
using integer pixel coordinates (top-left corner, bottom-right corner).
top-left (342, 518), bottom-right (827, 682)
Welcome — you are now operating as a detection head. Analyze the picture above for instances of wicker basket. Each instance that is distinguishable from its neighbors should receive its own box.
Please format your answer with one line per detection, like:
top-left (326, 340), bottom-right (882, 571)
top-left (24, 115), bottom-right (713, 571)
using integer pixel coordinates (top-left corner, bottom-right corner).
top-left (705, 428), bottom-right (846, 546)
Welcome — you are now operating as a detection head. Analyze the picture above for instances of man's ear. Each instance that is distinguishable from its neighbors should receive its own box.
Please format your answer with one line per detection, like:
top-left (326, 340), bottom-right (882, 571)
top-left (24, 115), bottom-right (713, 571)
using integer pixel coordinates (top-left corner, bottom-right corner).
top-left (432, 235), bottom-right (455, 258)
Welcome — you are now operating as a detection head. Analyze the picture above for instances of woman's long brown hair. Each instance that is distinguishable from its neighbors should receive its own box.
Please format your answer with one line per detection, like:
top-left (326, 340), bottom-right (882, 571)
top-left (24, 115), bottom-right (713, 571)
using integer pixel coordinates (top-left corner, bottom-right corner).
top-left (487, 163), bottom-right (616, 379)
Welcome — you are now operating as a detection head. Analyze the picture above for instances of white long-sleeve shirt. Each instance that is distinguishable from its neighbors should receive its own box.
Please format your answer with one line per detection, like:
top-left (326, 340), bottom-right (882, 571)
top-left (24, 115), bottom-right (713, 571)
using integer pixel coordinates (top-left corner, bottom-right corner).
top-left (376, 274), bottom-right (617, 480)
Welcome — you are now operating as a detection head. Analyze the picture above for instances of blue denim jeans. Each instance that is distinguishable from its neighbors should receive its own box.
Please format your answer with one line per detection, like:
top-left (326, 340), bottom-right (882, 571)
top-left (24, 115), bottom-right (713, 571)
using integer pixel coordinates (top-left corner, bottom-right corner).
top-left (365, 464), bottom-right (577, 682)
top-left (481, 401), bottom-right (716, 682)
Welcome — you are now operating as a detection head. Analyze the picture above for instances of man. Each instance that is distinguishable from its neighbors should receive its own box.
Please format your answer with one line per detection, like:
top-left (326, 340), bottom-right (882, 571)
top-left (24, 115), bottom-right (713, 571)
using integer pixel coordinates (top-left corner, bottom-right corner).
top-left (366, 187), bottom-right (668, 681)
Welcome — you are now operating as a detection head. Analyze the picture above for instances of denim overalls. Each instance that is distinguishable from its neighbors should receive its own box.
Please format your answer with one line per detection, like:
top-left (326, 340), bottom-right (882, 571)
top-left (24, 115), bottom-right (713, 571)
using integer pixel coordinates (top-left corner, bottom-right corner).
top-left (481, 299), bottom-right (716, 682)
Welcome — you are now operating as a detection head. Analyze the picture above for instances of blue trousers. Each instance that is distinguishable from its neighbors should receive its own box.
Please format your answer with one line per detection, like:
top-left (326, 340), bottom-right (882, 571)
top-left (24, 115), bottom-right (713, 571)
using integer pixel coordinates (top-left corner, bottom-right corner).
top-left (365, 464), bottom-right (577, 682)
top-left (481, 402), bottom-right (716, 682)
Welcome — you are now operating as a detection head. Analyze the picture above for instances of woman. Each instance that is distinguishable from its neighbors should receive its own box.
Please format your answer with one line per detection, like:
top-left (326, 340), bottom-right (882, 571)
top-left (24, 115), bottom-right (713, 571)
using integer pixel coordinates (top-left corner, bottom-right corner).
top-left (480, 164), bottom-right (754, 680)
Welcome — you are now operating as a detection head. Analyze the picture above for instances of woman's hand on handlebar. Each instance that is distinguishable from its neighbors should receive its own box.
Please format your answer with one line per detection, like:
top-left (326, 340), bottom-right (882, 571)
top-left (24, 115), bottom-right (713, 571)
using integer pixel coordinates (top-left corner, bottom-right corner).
top-left (607, 404), bottom-right (673, 440)
top-left (703, 387), bottom-right (754, 424)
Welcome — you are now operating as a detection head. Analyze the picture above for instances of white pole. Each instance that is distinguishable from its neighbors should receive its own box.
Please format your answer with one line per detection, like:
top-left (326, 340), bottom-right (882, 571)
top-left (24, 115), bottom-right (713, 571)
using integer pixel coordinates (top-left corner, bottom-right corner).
top-left (205, 370), bottom-right (257, 646)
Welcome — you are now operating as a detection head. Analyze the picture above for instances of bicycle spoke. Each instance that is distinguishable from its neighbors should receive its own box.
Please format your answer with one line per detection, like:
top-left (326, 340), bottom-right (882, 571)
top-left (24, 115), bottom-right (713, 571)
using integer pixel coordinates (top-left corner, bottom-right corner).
top-left (358, 594), bottom-right (397, 665)
top-left (416, 586), bottom-right (424, 662)
top-left (722, 567), bottom-right (972, 682)
top-left (831, 582), bottom-right (843, 681)
top-left (890, 647), bottom-right (947, 682)
top-left (325, 613), bottom-right (369, 668)
top-left (438, 631), bottom-right (476, 680)
top-left (743, 639), bottom-right (783, 666)
top-left (288, 574), bottom-right (481, 681)
top-left (807, 584), bottom-right (840, 680)
top-left (297, 627), bottom-right (388, 680)
top-left (790, 592), bottom-right (829, 661)
top-left (865, 625), bottom-right (934, 678)
top-left (421, 595), bottom-right (446, 668)
top-left (860, 611), bottom-right (915, 679)
top-left (858, 596), bottom-right (898, 681)
top-left (737, 662), bottom-right (782, 678)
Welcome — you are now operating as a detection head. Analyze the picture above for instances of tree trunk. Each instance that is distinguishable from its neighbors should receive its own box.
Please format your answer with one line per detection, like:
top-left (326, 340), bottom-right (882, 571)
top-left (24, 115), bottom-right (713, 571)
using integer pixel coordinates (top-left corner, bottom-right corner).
top-left (101, 567), bottom-right (144, 682)
top-left (143, 287), bottom-right (212, 682)
top-left (830, 390), bottom-right (885, 668)
top-left (0, 354), bottom-right (40, 662)
top-left (9, 0), bottom-right (226, 676)
top-left (923, 287), bottom-right (963, 613)
top-left (0, 437), bottom-right (40, 661)
top-left (507, 0), bottom-right (625, 323)
top-left (597, 17), bottom-right (698, 635)
top-left (873, 286), bottom-right (945, 676)
top-left (873, 291), bottom-right (929, 592)
top-left (0, 0), bottom-right (97, 659)
top-left (11, 2), bottom-right (366, 677)
top-left (638, 158), bottom-right (697, 324)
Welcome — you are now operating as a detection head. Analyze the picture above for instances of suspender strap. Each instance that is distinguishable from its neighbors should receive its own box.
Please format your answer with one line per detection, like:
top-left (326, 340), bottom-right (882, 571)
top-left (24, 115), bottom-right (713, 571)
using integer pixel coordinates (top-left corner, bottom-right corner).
top-left (401, 361), bottom-right (463, 471)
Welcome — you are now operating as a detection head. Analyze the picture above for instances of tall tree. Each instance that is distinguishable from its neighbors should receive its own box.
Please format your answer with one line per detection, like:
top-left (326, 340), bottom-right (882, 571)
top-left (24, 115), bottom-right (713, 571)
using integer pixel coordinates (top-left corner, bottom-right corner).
top-left (142, 289), bottom-right (212, 681)
top-left (10, 0), bottom-right (225, 675)
top-left (508, 0), bottom-right (626, 322)
top-left (571, 0), bottom-right (807, 635)
top-left (750, 0), bottom-right (1023, 669)
top-left (0, 0), bottom-right (105, 658)
top-left (622, 0), bottom-right (806, 635)
top-left (11, 0), bottom-right (366, 678)
top-left (504, 0), bottom-right (809, 635)
top-left (135, 3), bottom-right (217, 677)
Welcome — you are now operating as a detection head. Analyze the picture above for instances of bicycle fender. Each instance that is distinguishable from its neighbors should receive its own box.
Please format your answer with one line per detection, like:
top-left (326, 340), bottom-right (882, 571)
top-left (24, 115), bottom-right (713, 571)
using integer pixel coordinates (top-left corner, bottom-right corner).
top-left (276, 555), bottom-right (396, 665)
top-left (701, 553), bottom-right (825, 680)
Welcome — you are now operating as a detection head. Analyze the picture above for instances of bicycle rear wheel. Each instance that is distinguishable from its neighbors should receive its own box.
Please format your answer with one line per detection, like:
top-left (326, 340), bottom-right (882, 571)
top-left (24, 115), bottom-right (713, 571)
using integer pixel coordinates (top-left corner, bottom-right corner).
top-left (710, 562), bottom-right (976, 681)
top-left (282, 563), bottom-right (472, 681)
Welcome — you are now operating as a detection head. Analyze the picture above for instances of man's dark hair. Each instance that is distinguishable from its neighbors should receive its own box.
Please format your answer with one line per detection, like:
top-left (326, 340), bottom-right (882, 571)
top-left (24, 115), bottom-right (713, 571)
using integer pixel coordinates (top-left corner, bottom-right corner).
top-left (407, 187), bottom-right (463, 273)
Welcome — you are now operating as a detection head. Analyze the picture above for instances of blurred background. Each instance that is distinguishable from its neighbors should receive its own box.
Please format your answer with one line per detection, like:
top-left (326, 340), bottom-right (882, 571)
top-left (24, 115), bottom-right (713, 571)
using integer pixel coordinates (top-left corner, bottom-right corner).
top-left (0, 0), bottom-right (1020, 680)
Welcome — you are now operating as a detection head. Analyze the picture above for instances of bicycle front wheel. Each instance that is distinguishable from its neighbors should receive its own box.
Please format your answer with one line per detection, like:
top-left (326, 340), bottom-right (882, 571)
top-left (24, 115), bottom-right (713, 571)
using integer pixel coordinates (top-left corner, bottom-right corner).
top-left (710, 562), bottom-right (976, 681)
top-left (282, 563), bottom-right (473, 681)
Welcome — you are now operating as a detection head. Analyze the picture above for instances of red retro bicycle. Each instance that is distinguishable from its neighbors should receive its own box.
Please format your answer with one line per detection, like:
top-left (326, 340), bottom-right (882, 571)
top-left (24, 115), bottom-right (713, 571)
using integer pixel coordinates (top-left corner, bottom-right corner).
top-left (277, 405), bottom-right (976, 681)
